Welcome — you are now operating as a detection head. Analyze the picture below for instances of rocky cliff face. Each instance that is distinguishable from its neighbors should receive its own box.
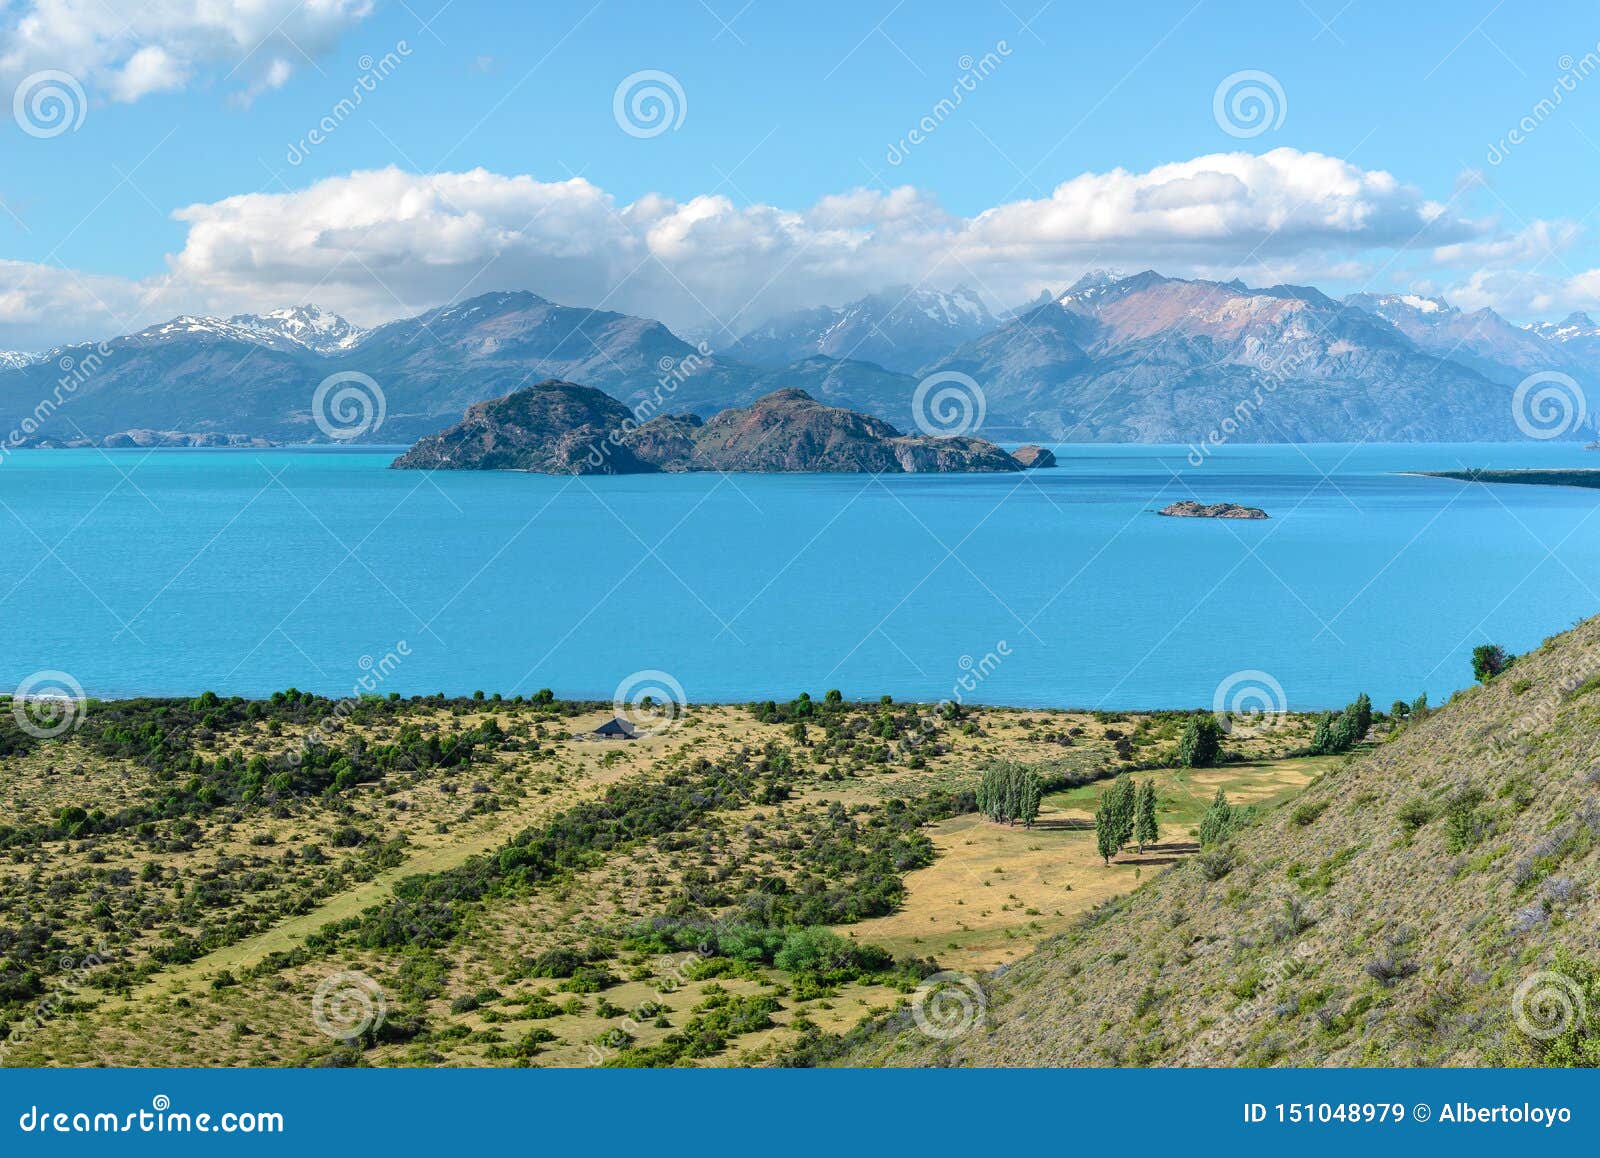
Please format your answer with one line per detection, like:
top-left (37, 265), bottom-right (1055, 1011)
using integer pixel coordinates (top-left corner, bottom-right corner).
top-left (392, 382), bottom-right (1022, 474)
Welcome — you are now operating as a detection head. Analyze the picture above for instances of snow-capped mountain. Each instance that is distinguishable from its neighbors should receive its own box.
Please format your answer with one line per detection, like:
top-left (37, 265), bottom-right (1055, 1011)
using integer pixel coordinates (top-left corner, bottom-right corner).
top-left (1342, 291), bottom-right (1567, 383)
top-left (0, 350), bottom-right (39, 371)
top-left (1056, 268), bottom-right (1131, 307)
top-left (229, 305), bottom-right (367, 355)
top-left (126, 306), bottom-right (366, 356)
top-left (732, 285), bottom-right (999, 373)
top-left (1526, 312), bottom-right (1600, 363)
top-left (1528, 310), bottom-right (1600, 340)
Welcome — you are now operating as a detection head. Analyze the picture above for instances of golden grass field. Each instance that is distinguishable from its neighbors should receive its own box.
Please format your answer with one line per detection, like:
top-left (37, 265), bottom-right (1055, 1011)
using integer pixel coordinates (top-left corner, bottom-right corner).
top-left (0, 695), bottom-right (1328, 1067)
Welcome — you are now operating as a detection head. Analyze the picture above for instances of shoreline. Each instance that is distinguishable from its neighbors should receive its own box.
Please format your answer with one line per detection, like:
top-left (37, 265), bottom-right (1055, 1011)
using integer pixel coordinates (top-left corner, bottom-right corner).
top-left (1400, 467), bottom-right (1600, 490)
top-left (6, 688), bottom-right (1371, 715)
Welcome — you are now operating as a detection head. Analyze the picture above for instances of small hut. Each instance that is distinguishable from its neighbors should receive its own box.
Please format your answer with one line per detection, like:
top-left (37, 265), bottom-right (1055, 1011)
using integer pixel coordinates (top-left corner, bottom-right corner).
top-left (587, 717), bottom-right (639, 741)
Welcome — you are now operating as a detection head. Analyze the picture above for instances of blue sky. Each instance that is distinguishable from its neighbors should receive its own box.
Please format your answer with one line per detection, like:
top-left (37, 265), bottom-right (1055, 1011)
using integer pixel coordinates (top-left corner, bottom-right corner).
top-left (2, 0), bottom-right (1599, 347)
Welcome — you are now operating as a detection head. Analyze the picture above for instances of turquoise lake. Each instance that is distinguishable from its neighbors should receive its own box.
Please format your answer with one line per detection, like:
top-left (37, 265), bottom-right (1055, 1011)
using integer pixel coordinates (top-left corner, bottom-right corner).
top-left (2, 442), bottom-right (1597, 710)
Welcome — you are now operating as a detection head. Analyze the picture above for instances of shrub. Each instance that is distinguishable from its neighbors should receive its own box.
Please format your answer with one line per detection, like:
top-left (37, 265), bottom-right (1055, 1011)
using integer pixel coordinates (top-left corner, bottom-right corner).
top-left (1510, 951), bottom-right (1600, 1066)
top-left (1178, 715), bottom-right (1222, 768)
top-left (1364, 952), bottom-right (1418, 987)
top-left (1472, 644), bottom-right (1510, 683)
top-left (1396, 798), bottom-right (1436, 834)
top-left (1442, 790), bottom-right (1490, 854)
top-left (1196, 847), bottom-right (1236, 881)
top-left (1291, 801), bottom-right (1328, 827)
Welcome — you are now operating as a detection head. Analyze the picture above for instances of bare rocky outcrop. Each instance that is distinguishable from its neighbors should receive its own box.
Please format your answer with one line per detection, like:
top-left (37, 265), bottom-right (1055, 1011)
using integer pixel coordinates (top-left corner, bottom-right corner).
top-left (1158, 500), bottom-right (1267, 519)
top-left (393, 382), bottom-right (1023, 474)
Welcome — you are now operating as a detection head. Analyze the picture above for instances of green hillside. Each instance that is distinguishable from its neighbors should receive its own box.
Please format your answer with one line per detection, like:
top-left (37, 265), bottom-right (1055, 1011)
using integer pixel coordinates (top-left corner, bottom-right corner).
top-left (844, 617), bottom-right (1600, 1067)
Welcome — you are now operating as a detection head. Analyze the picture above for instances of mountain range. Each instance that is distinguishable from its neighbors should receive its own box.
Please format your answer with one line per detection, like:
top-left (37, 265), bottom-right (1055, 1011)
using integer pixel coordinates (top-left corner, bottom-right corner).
top-left (1, 273), bottom-right (1594, 446)
top-left (727, 285), bottom-right (997, 373)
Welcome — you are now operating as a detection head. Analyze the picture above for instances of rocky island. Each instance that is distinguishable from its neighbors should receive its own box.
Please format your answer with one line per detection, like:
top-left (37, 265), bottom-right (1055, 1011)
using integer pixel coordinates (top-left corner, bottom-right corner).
top-left (391, 381), bottom-right (1028, 474)
top-left (1010, 444), bottom-right (1057, 468)
top-left (1158, 500), bottom-right (1269, 519)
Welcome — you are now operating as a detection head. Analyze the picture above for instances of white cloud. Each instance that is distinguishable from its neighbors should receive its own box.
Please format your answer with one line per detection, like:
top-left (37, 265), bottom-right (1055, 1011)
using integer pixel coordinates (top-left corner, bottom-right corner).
top-left (0, 258), bottom-right (165, 349)
top-left (3, 147), bottom-right (1585, 349)
top-left (152, 148), bottom-right (1485, 336)
top-left (1448, 266), bottom-right (1600, 320)
top-left (0, 0), bottom-right (374, 105)
top-left (1433, 219), bottom-right (1580, 269)
top-left (106, 44), bottom-right (183, 102)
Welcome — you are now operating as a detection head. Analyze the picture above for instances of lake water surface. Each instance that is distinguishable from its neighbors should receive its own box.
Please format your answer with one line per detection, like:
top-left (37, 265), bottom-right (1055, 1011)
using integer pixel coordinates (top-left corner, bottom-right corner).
top-left (2, 442), bottom-right (1597, 710)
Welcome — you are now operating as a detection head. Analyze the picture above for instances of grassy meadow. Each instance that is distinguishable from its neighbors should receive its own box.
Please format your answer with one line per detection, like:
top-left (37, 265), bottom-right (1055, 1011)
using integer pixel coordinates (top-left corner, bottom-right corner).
top-left (0, 690), bottom-right (1328, 1067)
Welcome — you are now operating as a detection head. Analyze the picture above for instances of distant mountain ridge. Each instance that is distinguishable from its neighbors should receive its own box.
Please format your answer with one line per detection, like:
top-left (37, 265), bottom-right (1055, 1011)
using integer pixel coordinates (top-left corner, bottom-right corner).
top-left (1341, 291), bottom-right (1575, 385)
top-left (922, 271), bottom-right (1532, 441)
top-left (2, 272), bottom-right (1596, 446)
top-left (1526, 311), bottom-right (1600, 367)
top-left (729, 285), bottom-right (997, 374)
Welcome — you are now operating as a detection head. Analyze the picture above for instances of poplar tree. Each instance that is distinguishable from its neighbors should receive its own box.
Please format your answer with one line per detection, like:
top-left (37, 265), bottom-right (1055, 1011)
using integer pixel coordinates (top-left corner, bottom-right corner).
top-left (1134, 779), bottom-right (1159, 852)
top-left (1351, 692), bottom-right (1372, 737)
top-left (977, 762), bottom-right (1041, 827)
top-left (1308, 712), bottom-right (1334, 755)
top-left (1094, 796), bottom-right (1120, 866)
top-left (1106, 773), bottom-right (1136, 848)
top-left (1199, 787), bottom-right (1236, 847)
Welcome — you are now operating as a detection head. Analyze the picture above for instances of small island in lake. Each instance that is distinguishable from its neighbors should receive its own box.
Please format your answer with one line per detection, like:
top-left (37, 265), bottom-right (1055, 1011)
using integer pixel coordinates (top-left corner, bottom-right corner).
top-left (1010, 444), bottom-right (1057, 469)
top-left (1158, 500), bottom-right (1268, 519)
top-left (392, 381), bottom-right (1031, 474)
top-left (1414, 469), bottom-right (1600, 490)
